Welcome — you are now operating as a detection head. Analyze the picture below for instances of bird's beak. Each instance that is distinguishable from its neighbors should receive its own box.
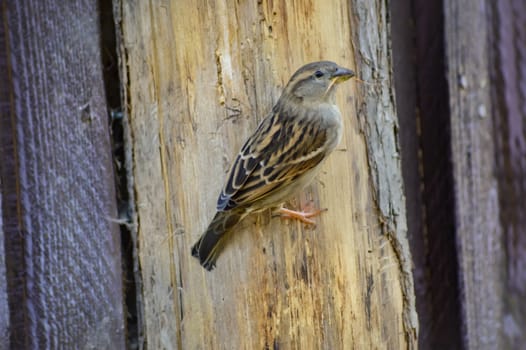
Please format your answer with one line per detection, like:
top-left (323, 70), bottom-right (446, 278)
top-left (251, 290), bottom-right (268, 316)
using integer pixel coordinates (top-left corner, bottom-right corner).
top-left (331, 67), bottom-right (355, 82)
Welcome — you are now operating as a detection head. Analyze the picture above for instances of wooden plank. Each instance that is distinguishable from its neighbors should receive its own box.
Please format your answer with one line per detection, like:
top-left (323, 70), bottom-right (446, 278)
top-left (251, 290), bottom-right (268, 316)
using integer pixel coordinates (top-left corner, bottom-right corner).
top-left (394, 0), bottom-right (526, 347)
top-left (490, 0), bottom-right (526, 347)
top-left (0, 1), bottom-right (125, 348)
top-left (117, 0), bottom-right (417, 348)
top-left (444, 0), bottom-right (504, 348)
top-left (0, 200), bottom-right (8, 350)
top-left (0, 9), bottom-right (11, 347)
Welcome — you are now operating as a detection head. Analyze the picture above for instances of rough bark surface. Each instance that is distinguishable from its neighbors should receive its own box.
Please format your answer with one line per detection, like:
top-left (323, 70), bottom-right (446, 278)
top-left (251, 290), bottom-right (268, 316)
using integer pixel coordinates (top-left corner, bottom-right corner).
top-left (0, 1), bottom-right (125, 348)
top-left (352, 3), bottom-right (418, 343)
top-left (116, 0), bottom-right (417, 348)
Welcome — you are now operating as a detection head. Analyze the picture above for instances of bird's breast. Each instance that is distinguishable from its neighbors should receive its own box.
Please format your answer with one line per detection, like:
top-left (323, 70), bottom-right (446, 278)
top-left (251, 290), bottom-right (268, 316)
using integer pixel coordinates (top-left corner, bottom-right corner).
top-left (309, 103), bottom-right (343, 151)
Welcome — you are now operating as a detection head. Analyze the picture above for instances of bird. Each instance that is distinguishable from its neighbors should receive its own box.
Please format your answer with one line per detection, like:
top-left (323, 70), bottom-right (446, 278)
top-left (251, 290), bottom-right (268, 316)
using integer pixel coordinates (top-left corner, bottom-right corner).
top-left (191, 61), bottom-right (355, 270)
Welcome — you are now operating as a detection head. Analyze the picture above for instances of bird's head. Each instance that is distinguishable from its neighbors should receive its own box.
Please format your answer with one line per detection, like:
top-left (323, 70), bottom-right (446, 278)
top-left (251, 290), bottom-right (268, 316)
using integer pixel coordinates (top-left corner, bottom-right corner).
top-left (280, 61), bottom-right (355, 105)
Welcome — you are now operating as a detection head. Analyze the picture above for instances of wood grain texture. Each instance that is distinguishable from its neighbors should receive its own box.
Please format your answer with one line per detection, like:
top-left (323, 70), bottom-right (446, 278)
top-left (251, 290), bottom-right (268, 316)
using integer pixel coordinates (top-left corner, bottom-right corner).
top-left (0, 196), bottom-right (8, 350)
top-left (0, 1), bottom-right (125, 348)
top-left (351, 2), bottom-right (418, 343)
top-left (491, 0), bottom-right (526, 347)
top-left (444, 0), bottom-right (504, 348)
top-left (0, 9), bottom-right (11, 347)
top-left (117, 0), bottom-right (417, 348)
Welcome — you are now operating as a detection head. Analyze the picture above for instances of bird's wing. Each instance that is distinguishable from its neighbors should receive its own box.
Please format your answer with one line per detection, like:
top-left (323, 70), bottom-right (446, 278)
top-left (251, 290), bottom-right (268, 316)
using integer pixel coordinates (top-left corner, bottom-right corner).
top-left (217, 109), bottom-right (328, 211)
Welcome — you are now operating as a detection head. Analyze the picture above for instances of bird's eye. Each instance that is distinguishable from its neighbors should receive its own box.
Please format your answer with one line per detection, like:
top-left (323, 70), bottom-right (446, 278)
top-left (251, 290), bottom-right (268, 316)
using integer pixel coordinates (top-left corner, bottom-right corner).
top-left (314, 70), bottom-right (324, 78)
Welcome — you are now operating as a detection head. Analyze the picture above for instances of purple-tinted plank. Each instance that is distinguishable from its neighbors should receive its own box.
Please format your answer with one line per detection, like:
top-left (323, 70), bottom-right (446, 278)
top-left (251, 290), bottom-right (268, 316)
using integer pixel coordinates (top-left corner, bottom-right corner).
top-left (0, 1), bottom-right (125, 348)
top-left (491, 0), bottom-right (526, 347)
top-left (444, 0), bottom-right (504, 348)
top-left (0, 8), bottom-right (12, 347)
top-left (0, 199), bottom-right (8, 350)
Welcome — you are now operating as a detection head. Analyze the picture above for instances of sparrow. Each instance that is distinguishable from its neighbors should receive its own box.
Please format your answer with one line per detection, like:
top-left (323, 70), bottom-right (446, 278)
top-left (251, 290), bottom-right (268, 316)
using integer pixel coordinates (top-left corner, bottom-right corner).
top-left (191, 61), bottom-right (355, 270)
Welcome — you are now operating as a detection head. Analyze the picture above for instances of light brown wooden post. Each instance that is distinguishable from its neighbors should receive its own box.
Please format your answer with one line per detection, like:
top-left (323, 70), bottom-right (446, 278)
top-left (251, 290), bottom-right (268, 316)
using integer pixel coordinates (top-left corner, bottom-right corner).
top-left (116, 1), bottom-right (417, 348)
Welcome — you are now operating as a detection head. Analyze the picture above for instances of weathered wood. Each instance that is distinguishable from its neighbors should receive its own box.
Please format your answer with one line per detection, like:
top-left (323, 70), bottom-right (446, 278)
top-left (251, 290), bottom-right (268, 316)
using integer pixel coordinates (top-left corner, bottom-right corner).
top-left (352, 1), bottom-right (418, 345)
top-left (0, 200), bottom-right (8, 350)
top-left (0, 1), bottom-right (125, 348)
top-left (490, 0), bottom-right (526, 347)
top-left (444, 0), bottom-right (504, 348)
top-left (0, 9), bottom-right (11, 347)
top-left (393, 0), bottom-right (526, 347)
top-left (117, 0), bottom-right (417, 348)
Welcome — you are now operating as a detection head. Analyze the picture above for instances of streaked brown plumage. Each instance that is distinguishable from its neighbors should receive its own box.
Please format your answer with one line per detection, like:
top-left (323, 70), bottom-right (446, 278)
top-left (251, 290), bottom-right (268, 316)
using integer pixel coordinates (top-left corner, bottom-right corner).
top-left (191, 61), bottom-right (355, 270)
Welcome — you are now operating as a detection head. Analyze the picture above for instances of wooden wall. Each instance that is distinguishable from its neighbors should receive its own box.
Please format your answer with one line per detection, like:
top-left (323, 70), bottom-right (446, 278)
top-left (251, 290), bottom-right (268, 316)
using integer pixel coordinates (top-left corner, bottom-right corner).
top-left (0, 1), bottom-right (125, 348)
top-left (392, 0), bottom-right (526, 348)
top-left (1, 0), bottom-right (526, 349)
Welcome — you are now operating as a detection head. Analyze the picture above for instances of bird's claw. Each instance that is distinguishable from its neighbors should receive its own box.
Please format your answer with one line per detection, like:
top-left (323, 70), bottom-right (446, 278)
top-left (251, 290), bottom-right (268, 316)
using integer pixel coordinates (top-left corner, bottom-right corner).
top-left (273, 207), bottom-right (327, 226)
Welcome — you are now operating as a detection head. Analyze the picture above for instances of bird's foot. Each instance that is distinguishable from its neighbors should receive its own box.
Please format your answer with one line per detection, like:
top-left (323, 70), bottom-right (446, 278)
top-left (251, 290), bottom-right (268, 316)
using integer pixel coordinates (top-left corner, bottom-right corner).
top-left (273, 204), bottom-right (327, 226)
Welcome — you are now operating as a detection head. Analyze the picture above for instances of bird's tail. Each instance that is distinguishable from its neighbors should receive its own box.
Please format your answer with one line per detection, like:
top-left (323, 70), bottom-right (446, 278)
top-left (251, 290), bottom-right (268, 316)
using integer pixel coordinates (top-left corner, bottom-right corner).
top-left (191, 209), bottom-right (246, 270)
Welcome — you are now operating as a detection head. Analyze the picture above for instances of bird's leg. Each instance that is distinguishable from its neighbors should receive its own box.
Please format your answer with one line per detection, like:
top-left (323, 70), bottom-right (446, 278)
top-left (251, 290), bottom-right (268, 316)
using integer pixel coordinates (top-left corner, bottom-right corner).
top-left (273, 201), bottom-right (328, 226)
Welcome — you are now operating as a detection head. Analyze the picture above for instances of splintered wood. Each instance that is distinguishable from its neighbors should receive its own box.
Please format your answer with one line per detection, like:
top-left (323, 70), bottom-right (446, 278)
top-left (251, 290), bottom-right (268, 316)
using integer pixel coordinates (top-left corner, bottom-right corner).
top-left (117, 0), bottom-right (417, 348)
